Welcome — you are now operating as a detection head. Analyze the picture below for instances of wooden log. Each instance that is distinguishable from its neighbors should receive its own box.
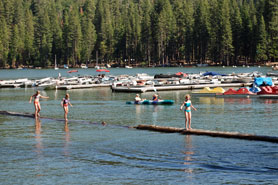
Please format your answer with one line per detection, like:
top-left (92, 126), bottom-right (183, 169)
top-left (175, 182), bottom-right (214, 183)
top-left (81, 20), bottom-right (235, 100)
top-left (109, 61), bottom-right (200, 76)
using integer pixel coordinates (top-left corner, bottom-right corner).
top-left (135, 124), bottom-right (278, 143)
top-left (0, 111), bottom-right (108, 126)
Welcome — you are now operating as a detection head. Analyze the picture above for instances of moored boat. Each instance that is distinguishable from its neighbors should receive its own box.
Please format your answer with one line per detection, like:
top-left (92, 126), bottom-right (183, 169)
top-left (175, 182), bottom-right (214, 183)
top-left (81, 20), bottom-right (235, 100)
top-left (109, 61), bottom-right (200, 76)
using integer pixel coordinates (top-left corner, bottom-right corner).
top-left (193, 87), bottom-right (225, 96)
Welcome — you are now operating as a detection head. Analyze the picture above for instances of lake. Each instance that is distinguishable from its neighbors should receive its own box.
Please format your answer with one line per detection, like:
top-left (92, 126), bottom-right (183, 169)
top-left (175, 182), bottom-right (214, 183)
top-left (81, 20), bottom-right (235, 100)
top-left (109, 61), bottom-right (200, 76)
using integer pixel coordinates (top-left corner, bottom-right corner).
top-left (0, 67), bottom-right (277, 184)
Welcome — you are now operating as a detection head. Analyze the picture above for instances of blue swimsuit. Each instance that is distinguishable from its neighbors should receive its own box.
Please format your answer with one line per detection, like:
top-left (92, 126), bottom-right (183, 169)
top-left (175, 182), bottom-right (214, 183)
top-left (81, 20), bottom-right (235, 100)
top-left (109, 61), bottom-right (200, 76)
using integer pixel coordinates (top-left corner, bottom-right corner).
top-left (184, 102), bottom-right (191, 112)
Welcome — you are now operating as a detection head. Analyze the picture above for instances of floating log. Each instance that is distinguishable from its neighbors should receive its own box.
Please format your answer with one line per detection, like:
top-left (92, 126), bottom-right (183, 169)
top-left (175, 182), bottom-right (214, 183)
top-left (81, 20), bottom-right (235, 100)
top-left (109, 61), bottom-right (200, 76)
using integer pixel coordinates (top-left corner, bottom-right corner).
top-left (1, 111), bottom-right (277, 143)
top-left (0, 111), bottom-right (108, 126)
top-left (135, 124), bottom-right (278, 143)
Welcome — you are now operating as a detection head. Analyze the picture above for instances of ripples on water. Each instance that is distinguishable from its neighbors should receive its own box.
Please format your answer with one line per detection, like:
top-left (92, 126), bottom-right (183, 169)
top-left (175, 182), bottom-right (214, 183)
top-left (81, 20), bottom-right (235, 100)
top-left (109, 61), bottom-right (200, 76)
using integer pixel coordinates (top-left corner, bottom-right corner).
top-left (0, 67), bottom-right (278, 184)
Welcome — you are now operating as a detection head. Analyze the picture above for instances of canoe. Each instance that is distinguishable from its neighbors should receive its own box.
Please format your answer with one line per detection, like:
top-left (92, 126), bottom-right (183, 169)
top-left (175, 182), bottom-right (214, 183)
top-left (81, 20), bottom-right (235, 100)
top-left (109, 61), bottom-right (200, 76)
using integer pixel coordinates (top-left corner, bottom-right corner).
top-left (126, 100), bottom-right (174, 105)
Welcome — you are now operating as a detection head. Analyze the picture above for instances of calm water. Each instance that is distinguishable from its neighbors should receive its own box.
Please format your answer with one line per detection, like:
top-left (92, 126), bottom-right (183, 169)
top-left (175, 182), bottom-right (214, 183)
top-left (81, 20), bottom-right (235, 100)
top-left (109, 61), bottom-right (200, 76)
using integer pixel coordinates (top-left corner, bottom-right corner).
top-left (0, 67), bottom-right (278, 184)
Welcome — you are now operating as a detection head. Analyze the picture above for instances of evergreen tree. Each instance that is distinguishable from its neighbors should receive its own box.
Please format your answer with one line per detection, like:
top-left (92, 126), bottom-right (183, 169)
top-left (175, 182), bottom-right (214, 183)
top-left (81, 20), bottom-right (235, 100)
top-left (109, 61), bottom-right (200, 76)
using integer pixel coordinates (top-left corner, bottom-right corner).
top-left (24, 9), bottom-right (35, 66)
top-left (49, 2), bottom-right (63, 66)
top-left (256, 15), bottom-right (268, 61)
top-left (152, 0), bottom-right (175, 65)
top-left (230, 0), bottom-right (243, 65)
top-left (241, 2), bottom-right (253, 64)
top-left (68, 7), bottom-right (82, 66)
top-left (81, 0), bottom-right (97, 64)
top-left (140, 0), bottom-right (153, 66)
top-left (0, 17), bottom-right (10, 67)
top-left (193, 0), bottom-right (210, 64)
top-left (266, 0), bottom-right (278, 61)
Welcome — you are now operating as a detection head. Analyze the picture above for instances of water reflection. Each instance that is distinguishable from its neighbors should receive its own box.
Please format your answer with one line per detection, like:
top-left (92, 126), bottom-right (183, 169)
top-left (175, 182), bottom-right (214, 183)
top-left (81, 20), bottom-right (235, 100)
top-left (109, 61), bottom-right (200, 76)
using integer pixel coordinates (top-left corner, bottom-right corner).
top-left (34, 118), bottom-right (43, 155)
top-left (64, 121), bottom-right (71, 159)
top-left (262, 99), bottom-right (278, 104)
top-left (199, 97), bottom-right (224, 105)
top-left (182, 135), bottom-right (194, 176)
top-left (152, 105), bottom-right (159, 125)
top-left (224, 98), bottom-right (252, 104)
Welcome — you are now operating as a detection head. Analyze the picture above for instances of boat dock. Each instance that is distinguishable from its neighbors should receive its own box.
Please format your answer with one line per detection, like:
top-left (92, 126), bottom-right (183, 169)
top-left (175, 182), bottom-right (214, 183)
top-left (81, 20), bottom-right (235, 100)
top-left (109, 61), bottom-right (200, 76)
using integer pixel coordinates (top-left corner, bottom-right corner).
top-left (57, 83), bottom-right (111, 90)
top-left (112, 83), bottom-right (252, 93)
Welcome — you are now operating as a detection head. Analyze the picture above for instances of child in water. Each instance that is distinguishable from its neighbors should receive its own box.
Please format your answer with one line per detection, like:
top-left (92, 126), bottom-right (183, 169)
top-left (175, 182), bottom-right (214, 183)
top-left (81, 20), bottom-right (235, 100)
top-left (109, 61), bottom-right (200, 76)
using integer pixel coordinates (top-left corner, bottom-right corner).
top-left (180, 94), bottom-right (197, 130)
top-left (61, 93), bottom-right (73, 121)
top-left (29, 90), bottom-right (49, 118)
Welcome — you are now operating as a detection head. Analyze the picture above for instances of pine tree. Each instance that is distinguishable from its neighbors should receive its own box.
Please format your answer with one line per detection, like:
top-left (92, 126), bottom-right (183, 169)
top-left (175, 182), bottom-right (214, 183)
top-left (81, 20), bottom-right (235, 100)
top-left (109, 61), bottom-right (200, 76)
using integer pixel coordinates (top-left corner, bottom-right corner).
top-left (68, 7), bottom-right (82, 66)
top-left (230, 0), bottom-right (242, 65)
top-left (0, 18), bottom-right (10, 67)
top-left (140, 0), bottom-right (153, 66)
top-left (193, 0), bottom-right (210, 64)
top-left (256, 15), bottom-right (268, 62)
top-left (24, 9), bottom-right (35, 66)
top-left (266, 0), bottom-right (278, 62)
top-left (49, 2), bottom-right (63, 66)
top-left (81, 0), bottom-right (97, 64)
top-left (152, 0), bottom-right (175, 65)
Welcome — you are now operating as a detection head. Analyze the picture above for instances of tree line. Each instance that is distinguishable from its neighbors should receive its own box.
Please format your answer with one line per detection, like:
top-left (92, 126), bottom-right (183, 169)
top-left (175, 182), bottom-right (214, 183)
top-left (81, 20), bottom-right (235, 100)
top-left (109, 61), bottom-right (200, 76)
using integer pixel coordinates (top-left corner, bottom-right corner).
top-left (0, 0), bottom-right (277, 68)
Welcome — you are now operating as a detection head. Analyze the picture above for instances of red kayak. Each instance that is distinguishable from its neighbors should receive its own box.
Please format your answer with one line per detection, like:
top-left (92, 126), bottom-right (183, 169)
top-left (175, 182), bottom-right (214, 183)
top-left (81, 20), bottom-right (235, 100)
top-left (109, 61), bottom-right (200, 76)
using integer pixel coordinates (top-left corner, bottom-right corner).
top-left (67, 70), bottom-right (78, 73)
top-left (96, 69), bottom-right (110, 72)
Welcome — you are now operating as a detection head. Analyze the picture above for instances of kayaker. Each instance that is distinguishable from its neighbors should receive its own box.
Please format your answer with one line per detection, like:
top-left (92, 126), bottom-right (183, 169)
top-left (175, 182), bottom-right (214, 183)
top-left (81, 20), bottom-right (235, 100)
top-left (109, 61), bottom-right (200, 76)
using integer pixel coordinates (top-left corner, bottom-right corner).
top-left (29, 90), bottom-right (49, 118)
top-left (180, 94), bottom-right (197, 130)
top-left (152, 94), bottom-right (159, 102)
top-left (61, 93), bottom-right (73, 121)
top-left (135, 94), bottom-right (142, 103)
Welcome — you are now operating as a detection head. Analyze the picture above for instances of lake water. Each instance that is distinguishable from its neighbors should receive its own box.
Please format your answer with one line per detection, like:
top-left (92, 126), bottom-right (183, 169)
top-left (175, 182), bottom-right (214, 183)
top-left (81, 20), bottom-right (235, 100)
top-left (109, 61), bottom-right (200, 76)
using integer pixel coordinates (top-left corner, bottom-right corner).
top-left (0, 67), bottom-right (278, 184)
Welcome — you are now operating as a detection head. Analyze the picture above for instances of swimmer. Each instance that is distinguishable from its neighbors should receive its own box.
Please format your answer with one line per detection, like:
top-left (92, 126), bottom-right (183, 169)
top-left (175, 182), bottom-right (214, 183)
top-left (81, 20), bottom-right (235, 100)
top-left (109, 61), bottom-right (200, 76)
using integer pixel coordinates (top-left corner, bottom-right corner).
top-left (61, 93), bottom-right (73, 121)
top-left (180, 94), bottom-right (197, 130)
top-left (29, 90), bottom-right (49, 118)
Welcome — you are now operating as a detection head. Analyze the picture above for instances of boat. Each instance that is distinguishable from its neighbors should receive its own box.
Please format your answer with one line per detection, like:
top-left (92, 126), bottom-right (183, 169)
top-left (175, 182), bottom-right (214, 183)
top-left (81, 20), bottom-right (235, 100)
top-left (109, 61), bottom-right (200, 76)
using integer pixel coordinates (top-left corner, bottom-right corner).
top-left (80, 64), bottom-right (88, 69)
top-left (216, 87), bottom-right (257, 98)
top-left (257, 86), bottom-right (278, 95)
top-left (67, 70), bottom-right (78, 73)
top-left (125, 66), bottom-right (133, 68)
top-left (267, 72), bottom-right (278, 77)
top-left (54, 55), bottom-right (59, 70)
top-left (126, 100), bottom-right (174, 105)
top-left (193, 87), bottom-right (225, 96)
top-left (96, 69), bottom-right (110, 72)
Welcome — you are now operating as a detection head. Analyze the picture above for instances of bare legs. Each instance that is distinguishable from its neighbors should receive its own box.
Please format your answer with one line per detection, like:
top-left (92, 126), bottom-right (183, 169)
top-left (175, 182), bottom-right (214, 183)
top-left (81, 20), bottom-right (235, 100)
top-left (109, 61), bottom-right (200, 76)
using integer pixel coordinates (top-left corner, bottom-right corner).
top-left (34, 103), bottom-right (41, 118)
top-left (63, 106), bottom-right (69, 121)
top-left (184, 111), bottom-right (192, 130)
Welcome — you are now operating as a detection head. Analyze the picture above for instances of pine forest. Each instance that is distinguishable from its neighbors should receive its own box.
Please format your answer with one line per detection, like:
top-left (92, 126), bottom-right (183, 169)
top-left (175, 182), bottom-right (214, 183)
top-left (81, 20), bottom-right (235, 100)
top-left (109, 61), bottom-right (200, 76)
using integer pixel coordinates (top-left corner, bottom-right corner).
top-left (0, 0), bottom-right (277, 68)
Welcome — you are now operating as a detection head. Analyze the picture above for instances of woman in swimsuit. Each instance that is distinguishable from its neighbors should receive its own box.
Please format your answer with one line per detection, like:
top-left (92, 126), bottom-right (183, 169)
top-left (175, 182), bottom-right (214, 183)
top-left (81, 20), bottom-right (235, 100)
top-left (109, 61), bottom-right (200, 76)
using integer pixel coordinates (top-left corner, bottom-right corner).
top-left (152, 94), bottom-right (159, 102)
top-left (29, 90), bottom-right (49, 118)
top-left (61, 93), bottom-right (73, 121)
top-left (180, 94), bottom-right (197, 130)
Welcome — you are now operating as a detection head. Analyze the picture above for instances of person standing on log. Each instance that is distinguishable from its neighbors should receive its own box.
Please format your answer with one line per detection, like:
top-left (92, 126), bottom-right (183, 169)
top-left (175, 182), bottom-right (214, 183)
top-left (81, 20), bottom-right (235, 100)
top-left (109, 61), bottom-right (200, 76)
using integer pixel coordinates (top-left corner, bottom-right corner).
top-left (61, 93), bottom-right (73, 121)
top-left (180, 94), bottom-right (197, 130)
top-left (29, 90), bottom-right (49, 118)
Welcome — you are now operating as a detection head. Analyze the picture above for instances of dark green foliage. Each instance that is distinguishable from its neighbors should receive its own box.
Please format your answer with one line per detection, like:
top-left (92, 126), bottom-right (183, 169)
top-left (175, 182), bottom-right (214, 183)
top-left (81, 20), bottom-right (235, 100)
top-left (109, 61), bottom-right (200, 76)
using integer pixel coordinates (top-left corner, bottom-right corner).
top-left (0, 0), bottom-right (277, 67)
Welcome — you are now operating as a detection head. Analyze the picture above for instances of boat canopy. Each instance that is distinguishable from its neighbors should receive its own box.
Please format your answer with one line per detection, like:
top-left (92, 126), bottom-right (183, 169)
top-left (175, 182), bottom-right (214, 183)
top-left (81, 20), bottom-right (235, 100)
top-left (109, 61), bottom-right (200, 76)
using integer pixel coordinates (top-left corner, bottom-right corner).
top-left (254, 77), bottom-right (273, 86)
top-left (202, 72), bottom-right (226, 76)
